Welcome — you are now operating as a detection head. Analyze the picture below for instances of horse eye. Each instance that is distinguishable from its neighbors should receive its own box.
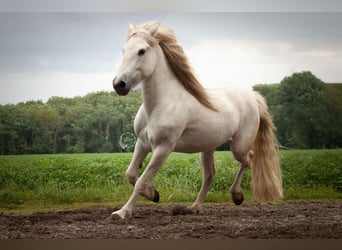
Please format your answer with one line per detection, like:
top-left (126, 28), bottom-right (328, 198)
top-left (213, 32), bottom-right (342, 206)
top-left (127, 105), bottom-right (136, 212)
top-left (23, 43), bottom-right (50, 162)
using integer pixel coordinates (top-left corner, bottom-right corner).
top-left (138, 49), bottom-right (146, 56)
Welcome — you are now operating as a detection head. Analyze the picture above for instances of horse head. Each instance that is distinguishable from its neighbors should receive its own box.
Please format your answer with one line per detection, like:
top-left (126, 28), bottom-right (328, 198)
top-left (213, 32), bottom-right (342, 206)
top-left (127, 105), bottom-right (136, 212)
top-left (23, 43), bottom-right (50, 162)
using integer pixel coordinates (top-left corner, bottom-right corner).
top-left (113, 21), bottom-right (160, 96)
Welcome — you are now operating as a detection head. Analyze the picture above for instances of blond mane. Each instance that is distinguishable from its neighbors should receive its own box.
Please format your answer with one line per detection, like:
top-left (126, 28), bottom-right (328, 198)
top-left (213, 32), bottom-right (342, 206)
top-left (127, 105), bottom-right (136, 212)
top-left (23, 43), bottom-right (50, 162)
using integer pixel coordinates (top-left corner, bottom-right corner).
top-left (129, 21), bottom-right (218, 112)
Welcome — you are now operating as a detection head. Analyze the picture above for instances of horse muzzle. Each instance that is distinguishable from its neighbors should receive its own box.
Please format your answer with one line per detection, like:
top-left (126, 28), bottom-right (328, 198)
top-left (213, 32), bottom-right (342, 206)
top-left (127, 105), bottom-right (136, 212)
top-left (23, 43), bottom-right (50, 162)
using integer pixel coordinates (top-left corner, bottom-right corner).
top-left (113, 77), bottom-right (130, 96)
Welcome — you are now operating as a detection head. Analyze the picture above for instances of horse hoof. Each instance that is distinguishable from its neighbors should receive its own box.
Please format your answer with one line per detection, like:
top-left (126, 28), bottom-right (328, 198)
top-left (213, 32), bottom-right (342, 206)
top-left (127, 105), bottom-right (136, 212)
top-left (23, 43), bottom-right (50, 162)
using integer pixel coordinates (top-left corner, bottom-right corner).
top-left (110, 209), bottom-right (130, 220)
top-left (232, 192), bottom-right (244, 206)
top-left (153, 189), bottom-right (160, 203)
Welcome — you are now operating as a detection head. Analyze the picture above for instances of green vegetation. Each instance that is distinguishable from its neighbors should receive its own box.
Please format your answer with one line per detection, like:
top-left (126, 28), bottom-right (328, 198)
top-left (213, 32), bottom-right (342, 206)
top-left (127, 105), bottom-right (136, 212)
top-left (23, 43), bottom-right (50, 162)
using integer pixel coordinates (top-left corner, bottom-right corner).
top-left (0, 150), bottom-right (341, 212)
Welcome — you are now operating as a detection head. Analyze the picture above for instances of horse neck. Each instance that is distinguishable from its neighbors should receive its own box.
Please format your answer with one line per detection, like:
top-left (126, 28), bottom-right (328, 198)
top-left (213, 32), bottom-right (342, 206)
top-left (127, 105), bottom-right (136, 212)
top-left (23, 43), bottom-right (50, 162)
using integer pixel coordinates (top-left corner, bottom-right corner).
top-left (141, 47), bottom-right (185, 115)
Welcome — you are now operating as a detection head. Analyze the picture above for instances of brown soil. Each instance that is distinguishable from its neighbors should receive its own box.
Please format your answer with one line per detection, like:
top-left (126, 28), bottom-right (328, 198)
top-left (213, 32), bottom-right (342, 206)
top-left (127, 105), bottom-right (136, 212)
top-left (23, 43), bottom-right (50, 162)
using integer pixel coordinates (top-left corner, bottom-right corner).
top-left (1, 201), bottom-right (341, 239)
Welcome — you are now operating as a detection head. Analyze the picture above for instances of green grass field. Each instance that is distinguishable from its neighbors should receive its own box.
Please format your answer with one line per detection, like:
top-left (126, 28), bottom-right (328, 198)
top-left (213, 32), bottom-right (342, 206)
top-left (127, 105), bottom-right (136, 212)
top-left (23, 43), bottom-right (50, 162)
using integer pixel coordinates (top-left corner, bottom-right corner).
top-left (0, 149), bottom-right (341, 212)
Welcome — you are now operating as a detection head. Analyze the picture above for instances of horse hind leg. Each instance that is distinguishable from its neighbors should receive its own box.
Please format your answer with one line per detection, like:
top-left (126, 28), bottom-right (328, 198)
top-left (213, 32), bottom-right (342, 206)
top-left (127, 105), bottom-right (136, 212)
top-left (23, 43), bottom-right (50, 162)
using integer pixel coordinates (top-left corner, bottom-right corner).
top-left (189, 151), bottom-right (215, 213)
top-left (230, 143), bottom-right (254, 206)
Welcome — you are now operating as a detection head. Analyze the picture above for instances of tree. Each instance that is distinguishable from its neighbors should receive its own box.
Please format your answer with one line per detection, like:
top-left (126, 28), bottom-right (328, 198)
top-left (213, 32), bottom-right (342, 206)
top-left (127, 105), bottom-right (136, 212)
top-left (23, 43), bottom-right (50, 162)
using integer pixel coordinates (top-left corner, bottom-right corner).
top-left (277, 71), bottom-right (328, 148)
top-left (254, 71), bottom-right (340, 149)
top-left (0, 105), bottom-right (19, 154)
top-left (321, 84), bottom-right (342, 148)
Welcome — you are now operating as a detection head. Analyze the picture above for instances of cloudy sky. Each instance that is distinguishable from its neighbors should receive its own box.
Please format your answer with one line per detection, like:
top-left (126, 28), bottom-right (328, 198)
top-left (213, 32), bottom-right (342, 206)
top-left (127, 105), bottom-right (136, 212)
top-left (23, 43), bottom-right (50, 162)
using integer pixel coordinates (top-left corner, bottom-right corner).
top-left (1, 8), bottom-right (342, 104)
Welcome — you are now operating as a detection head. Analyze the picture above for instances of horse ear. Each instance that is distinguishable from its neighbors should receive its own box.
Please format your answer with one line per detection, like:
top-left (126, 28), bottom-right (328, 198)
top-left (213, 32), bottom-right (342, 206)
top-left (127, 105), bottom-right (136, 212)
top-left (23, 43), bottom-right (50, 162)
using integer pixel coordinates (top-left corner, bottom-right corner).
top-left (128, 20), bottom-right (135, 33)
top-left (148, 21), bottom-right (160, 36)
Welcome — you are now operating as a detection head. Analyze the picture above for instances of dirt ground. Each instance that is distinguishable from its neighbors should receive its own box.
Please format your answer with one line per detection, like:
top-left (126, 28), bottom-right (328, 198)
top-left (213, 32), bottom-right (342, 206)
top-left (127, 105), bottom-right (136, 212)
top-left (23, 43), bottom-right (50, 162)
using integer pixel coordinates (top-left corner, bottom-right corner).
top-left (0, 201), bottom-right (341, 239)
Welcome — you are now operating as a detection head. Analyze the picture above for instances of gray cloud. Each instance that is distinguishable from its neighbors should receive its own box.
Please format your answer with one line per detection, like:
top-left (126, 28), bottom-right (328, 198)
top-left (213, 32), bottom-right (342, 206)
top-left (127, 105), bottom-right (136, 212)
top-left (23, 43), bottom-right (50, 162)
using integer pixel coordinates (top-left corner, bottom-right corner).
top-left (164, 13), bottom-right (342, 49)
top-left (0, 12), bottom-right (341, 104)
top-left (0, 13), bottom-right (122, 73)
top-left (1, 13), bottom-right (341, 72)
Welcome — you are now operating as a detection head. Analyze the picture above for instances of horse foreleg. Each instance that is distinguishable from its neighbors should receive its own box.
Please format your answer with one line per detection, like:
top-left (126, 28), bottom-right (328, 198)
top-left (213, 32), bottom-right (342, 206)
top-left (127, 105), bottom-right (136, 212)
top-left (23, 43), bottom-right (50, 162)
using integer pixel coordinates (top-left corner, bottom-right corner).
top-left (190, 151), bottom-right (215, 214)
top-left (111, 144), bottom-right (172, 219)
top-left (125, 139), bottom-right (149, 186)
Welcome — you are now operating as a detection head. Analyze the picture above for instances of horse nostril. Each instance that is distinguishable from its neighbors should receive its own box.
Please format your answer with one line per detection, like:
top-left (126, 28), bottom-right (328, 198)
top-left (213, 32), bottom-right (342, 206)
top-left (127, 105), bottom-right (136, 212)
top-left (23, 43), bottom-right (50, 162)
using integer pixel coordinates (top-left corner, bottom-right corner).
top-left (113, 78), bottom-right (129, 96)
top-left (119, 80), bottom-right (126, 88)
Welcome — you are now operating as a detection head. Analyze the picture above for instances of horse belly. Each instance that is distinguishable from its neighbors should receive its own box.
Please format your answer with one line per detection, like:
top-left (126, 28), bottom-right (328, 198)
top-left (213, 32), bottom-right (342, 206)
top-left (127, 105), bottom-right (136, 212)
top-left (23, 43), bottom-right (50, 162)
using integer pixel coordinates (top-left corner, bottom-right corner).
top-left (174, 124), bottom-right (231, 153)
top-left (174, 104), bottom-right (239, 153)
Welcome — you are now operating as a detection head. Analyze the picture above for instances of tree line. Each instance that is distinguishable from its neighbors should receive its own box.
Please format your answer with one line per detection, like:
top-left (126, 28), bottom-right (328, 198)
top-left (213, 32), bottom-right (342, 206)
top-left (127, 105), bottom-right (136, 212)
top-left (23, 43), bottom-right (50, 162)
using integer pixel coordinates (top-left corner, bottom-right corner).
top-left (0, 91), bottom-right (142, 154)
top-left (0, 71), bottom-right (341, 154)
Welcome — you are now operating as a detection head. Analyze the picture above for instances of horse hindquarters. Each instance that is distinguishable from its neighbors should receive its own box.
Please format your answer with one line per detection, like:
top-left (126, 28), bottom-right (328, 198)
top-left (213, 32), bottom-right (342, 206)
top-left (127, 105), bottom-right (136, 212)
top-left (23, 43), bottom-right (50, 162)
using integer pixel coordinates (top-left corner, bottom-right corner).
top-left (250, 92), bottom-right (283, 202)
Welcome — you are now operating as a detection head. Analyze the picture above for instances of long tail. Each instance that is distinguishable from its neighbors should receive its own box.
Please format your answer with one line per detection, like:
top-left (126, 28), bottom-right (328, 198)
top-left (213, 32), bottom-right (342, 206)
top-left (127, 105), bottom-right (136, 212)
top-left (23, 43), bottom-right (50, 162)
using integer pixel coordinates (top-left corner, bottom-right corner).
top-left (251, 92), bottom-right (283, 202)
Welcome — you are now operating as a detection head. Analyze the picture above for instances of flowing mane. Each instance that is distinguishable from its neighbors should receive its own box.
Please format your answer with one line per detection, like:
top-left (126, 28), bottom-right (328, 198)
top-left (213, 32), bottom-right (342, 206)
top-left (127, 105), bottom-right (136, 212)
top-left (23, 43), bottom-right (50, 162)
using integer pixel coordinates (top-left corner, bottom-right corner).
top-left (129, 21), bottom-right (218, 111)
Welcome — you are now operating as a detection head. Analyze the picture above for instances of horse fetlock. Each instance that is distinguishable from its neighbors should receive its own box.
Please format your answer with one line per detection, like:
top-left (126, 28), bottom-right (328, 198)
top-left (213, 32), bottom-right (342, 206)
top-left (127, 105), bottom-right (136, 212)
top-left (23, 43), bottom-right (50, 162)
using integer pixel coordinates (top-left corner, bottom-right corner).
top-left (140, 188), bottom-right (159, 203)
top-left (136, 183), bottom-right (159, 202)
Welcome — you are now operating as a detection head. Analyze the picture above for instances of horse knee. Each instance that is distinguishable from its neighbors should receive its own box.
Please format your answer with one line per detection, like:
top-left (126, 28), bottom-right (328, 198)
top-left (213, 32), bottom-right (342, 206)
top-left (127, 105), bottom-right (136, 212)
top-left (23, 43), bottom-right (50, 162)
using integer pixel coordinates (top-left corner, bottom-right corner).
top-left (125, 169), bottom-right (137, 185)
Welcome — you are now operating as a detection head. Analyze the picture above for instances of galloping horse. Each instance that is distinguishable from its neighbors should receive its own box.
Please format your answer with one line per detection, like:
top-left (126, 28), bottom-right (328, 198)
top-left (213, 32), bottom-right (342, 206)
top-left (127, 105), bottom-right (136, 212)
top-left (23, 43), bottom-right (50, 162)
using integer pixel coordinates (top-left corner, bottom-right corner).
top-left (112, 21), bottom-right (282, 219)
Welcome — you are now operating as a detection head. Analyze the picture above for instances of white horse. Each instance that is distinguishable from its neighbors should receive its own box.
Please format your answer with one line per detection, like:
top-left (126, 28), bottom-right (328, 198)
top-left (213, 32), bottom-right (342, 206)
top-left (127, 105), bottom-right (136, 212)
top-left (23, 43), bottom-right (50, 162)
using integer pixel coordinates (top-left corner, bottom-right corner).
top-left (112, 21), bottom-right (283, 219)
